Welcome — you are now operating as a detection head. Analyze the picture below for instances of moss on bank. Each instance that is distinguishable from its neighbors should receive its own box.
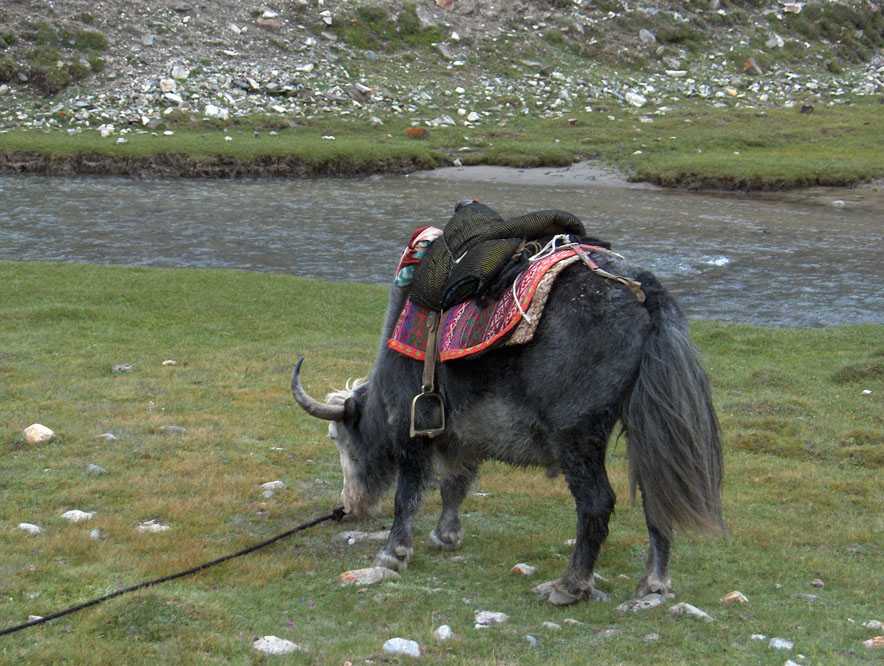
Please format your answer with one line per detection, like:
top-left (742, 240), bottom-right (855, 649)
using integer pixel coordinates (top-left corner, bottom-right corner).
top-left (1, 99), bottom-right (882, 189)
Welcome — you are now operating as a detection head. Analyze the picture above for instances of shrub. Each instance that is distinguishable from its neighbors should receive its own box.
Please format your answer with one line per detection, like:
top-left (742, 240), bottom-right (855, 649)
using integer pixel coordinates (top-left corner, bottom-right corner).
top-left (0, 55), bottom-right (17, 82)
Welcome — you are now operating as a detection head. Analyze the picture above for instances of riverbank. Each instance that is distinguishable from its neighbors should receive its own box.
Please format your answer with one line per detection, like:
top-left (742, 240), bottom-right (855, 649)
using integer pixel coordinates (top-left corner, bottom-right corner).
top-left (1, 99), bottom-right (883, 189)
top-left (1, 261), bottom-right (881, 663)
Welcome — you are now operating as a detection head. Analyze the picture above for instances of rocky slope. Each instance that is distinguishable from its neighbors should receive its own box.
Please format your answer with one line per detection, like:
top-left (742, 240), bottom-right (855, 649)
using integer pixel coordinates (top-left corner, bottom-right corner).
top-left (0, 0), bottom-right (881, 132)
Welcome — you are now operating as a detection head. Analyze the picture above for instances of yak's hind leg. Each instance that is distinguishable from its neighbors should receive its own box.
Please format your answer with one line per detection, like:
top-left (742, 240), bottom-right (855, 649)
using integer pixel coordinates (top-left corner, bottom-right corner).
top-left (374, 449), bottom-right (432, 572)
top-left (636, 496), bottom-right (674, 597)
top-left (535, 437), bottom-right (614, 606)
top-left (429, 463), bottom-right (478, 551)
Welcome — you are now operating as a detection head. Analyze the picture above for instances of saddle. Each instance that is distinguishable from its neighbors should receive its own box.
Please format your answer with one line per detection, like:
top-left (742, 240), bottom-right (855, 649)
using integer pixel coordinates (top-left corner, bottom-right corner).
top-left (409, 201), bottom-right (594, 312)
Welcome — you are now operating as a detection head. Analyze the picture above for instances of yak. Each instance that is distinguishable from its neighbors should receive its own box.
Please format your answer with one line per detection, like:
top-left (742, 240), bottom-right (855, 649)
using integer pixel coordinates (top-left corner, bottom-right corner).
top-left (291, 240), bottom-right (724, 606)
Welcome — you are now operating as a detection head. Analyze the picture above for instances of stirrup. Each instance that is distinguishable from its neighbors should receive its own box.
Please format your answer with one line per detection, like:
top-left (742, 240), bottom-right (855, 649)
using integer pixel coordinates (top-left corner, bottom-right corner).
top-left (410, 390), bottom-right (446, 438)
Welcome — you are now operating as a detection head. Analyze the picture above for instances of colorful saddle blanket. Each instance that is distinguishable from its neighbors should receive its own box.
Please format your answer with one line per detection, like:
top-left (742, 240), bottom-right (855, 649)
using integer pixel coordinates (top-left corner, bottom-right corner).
top-left (388, 243), bottom-right (606, 362)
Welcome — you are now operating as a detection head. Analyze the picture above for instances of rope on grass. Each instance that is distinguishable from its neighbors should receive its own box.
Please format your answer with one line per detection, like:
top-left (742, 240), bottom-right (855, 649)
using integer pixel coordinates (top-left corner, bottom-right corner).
top-left (0, 506), bottom-right (347, 637)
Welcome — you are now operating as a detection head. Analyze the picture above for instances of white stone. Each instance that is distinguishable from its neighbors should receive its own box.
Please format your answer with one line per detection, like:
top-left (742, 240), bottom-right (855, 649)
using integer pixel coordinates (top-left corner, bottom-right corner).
top-left (171, 65), bottom-right (190, 80)
top-left (18, 523), bottom-right (43, 535)
top-left (666, 70), bottom-right (688, 78)
top-left (335, 530), bottom-right (390, 545)
top-left (433, 624), bottom-right (453, 641)
top-left (204, 104), bottom-right (229, 120)
top-left (721, 590), bottom-right (749, 605)
top-left (625, 91), bottom-right (647, 107)
top-left (163, 93), bottom-right (183, 105)
top-left (89, 528), bottom-right (105, 540)
top-left (339, 567), bottom-right (400, 586)
top-left (525, 634), bottom-right (539, 647)
top-left (97, 432), bottom-right (118, 442)
top-left (618, 593), bottom-right (665, 613)
top-left (319, 10), bottom-right (333, 25)
top-left (769, 637), bottom-right (794, 651)
top-left (159, 78), bottom-right (177, 93)
top-left (162, 359), bottom-right (177, 366)
top-left (766, 33), bottom-right (784, 49)
top-left (785, 661), bottom-right (801, 666)
top-left (23, 424), bottom-right (55, 445)
top-left (296, 63), bottom-right (315, 73)
top-left (252, 636), bottom-right (303, 655)
top-left (261, 480), bottom-right (285, 491)
top-left (474, 610), bottom-right (508, 627)
top-left (62, 510), bottom-right (94, 523)
top-left (542, 621), bottom-right (561, 630)
top-left (136, 519), bottom-right (170, 533)
top-left (383, 637), bottom-right (420, 657)
top-left (670, 602), bottom-right (713, 622)
top-left (466, 111), bottom-right (481, 122)
top-left (562, 618), bottom-right (585, 626)
top-left (0, 84), bottom-right (9, 95)
top-left (262, 10), bottom-right (279, 19)
top-left (644, 632), bottom-right (661, 642)
top-left (511, 563), bottom-right (536, 576)
top-left (751, 634), bottom-right (768, 641)
top-left (639, 29), bottom-right (656, 45)
top-left (116, 138), bottom-right (128, 145)
top-left (863, 620), bottom-right (883, 630)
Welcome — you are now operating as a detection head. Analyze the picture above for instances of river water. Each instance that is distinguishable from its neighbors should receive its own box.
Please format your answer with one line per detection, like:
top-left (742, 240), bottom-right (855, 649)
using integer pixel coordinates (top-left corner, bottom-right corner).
top-left (1, 166), bottom-right (881, 326)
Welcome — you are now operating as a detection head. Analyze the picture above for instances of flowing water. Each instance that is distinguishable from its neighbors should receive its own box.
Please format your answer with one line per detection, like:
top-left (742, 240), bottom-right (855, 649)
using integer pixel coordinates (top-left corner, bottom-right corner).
top-left (1, 165), bottom-right (881, 326)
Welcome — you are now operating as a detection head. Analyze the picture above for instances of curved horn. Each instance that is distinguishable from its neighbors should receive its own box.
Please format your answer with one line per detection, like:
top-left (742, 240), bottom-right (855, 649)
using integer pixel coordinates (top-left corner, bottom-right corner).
top-left (291, 357), bottom-right (346, 421)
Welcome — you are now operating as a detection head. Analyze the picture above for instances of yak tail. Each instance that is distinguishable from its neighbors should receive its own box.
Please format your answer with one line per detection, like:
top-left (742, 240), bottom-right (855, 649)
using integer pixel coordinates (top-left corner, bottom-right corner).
top-left (623, 272), bottom-right (725, 538)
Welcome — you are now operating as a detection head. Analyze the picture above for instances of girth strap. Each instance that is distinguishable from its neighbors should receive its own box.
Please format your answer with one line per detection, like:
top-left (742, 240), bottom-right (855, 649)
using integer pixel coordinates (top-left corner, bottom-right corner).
top-left (410, 311), bottom-right (446, 439)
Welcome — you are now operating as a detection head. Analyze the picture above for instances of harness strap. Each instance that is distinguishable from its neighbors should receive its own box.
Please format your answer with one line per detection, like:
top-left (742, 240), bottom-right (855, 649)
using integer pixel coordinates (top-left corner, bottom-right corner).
top-left (572, 245), bottom-right (646, 303)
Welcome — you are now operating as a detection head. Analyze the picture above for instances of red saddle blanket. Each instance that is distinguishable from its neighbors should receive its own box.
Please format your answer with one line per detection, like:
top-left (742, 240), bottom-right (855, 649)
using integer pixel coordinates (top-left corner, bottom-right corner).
top-left (388, 245), bottom-right (603, 362)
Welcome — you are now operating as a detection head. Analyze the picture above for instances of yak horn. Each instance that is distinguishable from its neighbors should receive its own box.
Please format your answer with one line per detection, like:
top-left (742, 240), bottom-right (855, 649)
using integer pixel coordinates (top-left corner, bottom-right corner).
top-left (291, 357), bottom-right (346, 421)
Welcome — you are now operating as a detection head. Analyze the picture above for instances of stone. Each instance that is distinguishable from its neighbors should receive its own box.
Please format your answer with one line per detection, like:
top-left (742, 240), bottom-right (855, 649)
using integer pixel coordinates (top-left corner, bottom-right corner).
top-left (864, 636), bottom-right (884, 649)
top-left (62, 510), bottom-right (94, 523)
top-left (253, 636), bottom-right (303, 655)
top-left (474, 610), bottom-right (508, 628)
top-left (86, 464), bottom-right (107, 476)
top-left (97, 432), bottom-right (118, 442)
top-left (511, 563), bottom-right (537, 576)
top-left (466, 111), bottom-right (481, 122)
top-left (810, 578), bottom-right (825, 588)
top-left (204, 104), bottom-right (229, 120)
top-left (766, 33), bottom-right (784, 49)
top-left (339, 567), bottom-right (399, 586)
top-left (751, 634), bottom-right (767, 641)
top-left (562, 618), bottom-right (585, 626)
top-left (383, 638), bottom-right (420, 657)
top-left (170, 65), bottom-right (190, 80)
top-left (89, 528), bottom-right (105, 540)
top-left (334, 530), bottom-right (389, 545)
top-left (257, 18), bottom-right (283, 31)
top-left (618, 593), bottom-right (665, 613)
top-left (863, 620), bottom-right (883, 630)
top-left (525, 635), bottom-right (539, 647)
top-left (23, 424), bottom-right (55, 445)
top-left (644, 632), bottom-right (661, 642)
top-left (18, 523), bottom-right (43, 535)
top-left (137, 519), bottom-right (170, 533)
top-left (116, 138), bottom-right (128, 145)
top-left (162, 359), bottom-right (177, 366)
top-left (670, 602), bottom-right (713, 622)
top-left (159, 78), bottom-right (177, 93)
top-left (319, 10), bottom-right (333, 26)
top-left (769, 637), bottom-right (794, 651)
top-left (639, 29), bottom-right (656, 45)
top-left (625, 91), bottom-right (647, 108)
top-left (160, 425), bottom-right (187, 435)
top-left (260, 480), bottom-right (285, 491)
top-left (141, 34), bottom-right (156, 46)
top-left (666, 70), bottom-right (688, 78)
top-left (542, 621), bottom-right (561, 631)
top-left (0, 84), bottom-right (9, 95)
top-left (721, 591), bottom-right (748, 605)
top-left (433, 624), bottom-right (453, 641)
top-left (112, 363), bottom-right (134, 374)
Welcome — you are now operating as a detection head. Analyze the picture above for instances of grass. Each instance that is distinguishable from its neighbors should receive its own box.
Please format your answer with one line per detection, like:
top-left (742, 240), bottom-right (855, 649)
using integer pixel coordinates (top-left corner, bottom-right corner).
top-left (0, 261), bottom-right (881, 664)
top-left (3, 99), bottom-right (883, 188)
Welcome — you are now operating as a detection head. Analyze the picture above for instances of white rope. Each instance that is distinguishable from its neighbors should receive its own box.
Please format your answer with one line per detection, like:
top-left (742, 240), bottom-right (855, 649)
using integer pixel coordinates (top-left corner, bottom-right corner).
top-left (528, 234), bottom-right (578, 262)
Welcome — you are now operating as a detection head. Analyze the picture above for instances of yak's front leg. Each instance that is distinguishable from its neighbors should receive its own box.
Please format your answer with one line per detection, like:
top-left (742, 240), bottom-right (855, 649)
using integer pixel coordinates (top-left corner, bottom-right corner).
top-left (374, 452), bottom-right (431, 572)
top-left (429, 463), bottom-right (478, 551)
top-left (535, 443), bottom-right (614, 605)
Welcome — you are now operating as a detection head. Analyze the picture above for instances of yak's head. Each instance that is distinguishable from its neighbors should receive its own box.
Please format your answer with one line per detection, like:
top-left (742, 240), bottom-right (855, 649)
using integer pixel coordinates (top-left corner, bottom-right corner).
top-left (291, 358), bottom-right (382, 518)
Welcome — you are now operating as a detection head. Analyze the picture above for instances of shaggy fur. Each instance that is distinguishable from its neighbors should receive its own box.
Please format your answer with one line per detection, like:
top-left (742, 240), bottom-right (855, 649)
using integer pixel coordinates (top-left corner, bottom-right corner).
top-left (295, 256), bottom-right (724, 604)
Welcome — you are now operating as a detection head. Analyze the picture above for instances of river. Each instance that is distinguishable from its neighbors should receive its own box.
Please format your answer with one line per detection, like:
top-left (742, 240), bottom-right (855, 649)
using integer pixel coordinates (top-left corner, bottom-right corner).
top-left (1, 165), bottom-right (881, 326)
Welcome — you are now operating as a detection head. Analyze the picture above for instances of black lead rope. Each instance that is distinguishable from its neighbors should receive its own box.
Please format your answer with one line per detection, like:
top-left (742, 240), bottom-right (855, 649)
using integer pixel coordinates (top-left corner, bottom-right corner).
top-left (0, 506), bottom-right (347, 638)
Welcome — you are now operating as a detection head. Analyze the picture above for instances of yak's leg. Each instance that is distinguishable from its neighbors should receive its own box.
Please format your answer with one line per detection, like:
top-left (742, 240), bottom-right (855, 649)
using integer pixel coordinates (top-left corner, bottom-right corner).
top-left (535, 442), bottom-right (615, 606)
top-left (429, 464), bottom-right (478, 550)
top-left (374, 452), bottom-right (430, 572)
top-left (636, 497), bottom-right (673, 597)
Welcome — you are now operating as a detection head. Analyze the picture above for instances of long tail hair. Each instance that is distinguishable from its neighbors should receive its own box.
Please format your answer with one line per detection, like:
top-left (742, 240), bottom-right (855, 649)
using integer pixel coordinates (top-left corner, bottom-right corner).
top-left (623, 273), bottom-right (724, 537)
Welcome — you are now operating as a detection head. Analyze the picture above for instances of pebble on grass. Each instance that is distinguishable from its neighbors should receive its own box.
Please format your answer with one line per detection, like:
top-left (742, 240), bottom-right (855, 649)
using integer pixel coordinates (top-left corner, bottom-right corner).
top-left (433, 624), bottom-right (453, 642)
top-left (383, 637), bottom-right (421, 657)
top-left (18, 523), bottom-right (43, 535)
top-left (338, 567), bottom-right (399, 586)
top-left (474, 610), bottom-right (508, 628)
top-left (62, 510), bottom-right (94, 523)
top-left (136, 520), bottom-right (170, 533)
top-left (511, 562), bottom-right (536, 576)
top-left (23, 424), bottom-right (55, 445)
top-left (769, 637), bottom-right (794, 651)
top-left (252, 636), bottom-right (303, 655)
top-left (669, 602), bottom-right (713, 622)
top-left (721, 591), bottom-right (749, 605)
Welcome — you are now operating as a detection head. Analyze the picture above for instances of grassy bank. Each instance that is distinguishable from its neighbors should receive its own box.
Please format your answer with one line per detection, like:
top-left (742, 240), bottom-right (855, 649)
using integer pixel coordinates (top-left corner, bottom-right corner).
top-left (2, 99), bottom-right (883, 189)
top-left (1, 261), bottom-right (882, 664)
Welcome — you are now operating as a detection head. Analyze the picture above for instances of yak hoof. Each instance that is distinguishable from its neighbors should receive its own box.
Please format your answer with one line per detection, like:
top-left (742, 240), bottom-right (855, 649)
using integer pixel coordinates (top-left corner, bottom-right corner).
top-left (635, 573), bottom-right (673, 598)
top-left (428, 528), bottom-right (464, 551)
top-left (374, 546), bottom-right (413, 572)
top-left (533, 579), bottom-right (605, 606)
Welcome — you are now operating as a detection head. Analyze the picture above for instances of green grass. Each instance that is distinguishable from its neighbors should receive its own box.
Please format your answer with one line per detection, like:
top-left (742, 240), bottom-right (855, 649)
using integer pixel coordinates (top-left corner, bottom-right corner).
top-left (0, 261), bottom-right (881, 664)
top-left (2, 99), bottom-right (884, 188)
